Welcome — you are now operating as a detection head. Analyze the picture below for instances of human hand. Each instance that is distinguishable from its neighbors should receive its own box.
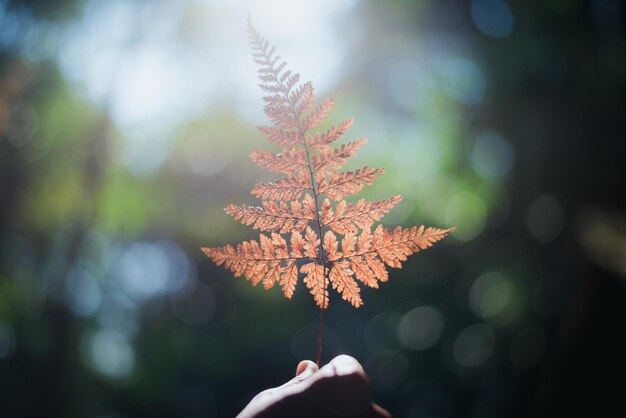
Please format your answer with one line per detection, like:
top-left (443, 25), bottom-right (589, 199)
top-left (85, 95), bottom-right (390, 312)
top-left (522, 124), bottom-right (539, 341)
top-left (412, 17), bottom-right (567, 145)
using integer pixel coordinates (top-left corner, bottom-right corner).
top-left (237, 354), bottom-right (391, 418)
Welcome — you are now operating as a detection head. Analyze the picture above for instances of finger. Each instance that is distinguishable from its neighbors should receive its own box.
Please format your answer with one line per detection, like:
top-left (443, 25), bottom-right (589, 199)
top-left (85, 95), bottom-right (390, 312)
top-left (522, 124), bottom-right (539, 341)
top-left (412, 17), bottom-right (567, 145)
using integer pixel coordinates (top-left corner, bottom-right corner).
top-left (303, 355), bottom-right (372, 416)
top-left (278, 361), bottom-right (318, 390)
top-left (371, 403), bottom-right (393, 418)
top-left (238, 361), bottom-right (319, 417)
top-left (327, 354), bottom-right (367, 379)
top-left (295, 360), bottom-right (318, 377)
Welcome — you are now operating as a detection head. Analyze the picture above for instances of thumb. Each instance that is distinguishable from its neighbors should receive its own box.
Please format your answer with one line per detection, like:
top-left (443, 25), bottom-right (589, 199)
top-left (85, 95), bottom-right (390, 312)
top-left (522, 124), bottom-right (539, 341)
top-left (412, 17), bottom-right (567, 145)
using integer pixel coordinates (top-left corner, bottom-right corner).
top-left (295, 360), bottom-right (318, 378)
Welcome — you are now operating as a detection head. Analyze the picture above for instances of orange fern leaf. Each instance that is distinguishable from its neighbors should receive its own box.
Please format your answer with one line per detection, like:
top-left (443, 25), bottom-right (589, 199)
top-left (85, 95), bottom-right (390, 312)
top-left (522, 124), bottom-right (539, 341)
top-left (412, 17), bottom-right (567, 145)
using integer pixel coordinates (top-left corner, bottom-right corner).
top-left (321, 195), bottom-right (403, 234)
top-left (303, 226), bottom-right (320, 259)
top-left (202, 235), bottom-right (288, 287)
top-left (323, 230), bottom-right (341, 260)
top-left (317, 167), bottom-right (385, 200)
top-left (225, 200), bottom-right (314, 233)
top-left (251, 172), bottom-right (311, 200)
top-left (302, 98), bottom-right (334, 131)
top-left (257, 126), bottom-right (302, 147)
top-left (342, 225), bottom-right (454, 271)
top-left (307, 118), bottom-right (354, 150)
top-left (350, 256), bottom-right (379, 288)
top-left (202, 22), bottom-right (455, 315)
top-left (249, 148), bottom-right (307, 173)
top-left (329, 260), bottom-right (362, 307)
top-left (301, 262), bottom-right (328, 309)
top-left (291, 81), bottom-right (314, 114)
top-left (312, 138), bottom-right (368, 174)
top-left (281, 260), bottom-right (299, 299)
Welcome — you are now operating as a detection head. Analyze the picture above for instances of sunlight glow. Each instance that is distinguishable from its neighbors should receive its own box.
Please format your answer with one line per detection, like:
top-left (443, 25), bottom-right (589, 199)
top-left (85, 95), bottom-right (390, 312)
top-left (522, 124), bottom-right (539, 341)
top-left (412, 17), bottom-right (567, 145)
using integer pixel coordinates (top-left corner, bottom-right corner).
top-left (57, 0), bottom-right (356, 132)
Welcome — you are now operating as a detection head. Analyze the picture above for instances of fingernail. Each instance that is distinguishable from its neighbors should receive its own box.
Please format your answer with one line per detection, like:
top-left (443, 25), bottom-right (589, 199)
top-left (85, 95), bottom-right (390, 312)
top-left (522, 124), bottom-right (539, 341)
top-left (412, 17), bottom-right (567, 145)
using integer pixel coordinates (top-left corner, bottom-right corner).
top-left (296, 360), bottom-right (317, 377)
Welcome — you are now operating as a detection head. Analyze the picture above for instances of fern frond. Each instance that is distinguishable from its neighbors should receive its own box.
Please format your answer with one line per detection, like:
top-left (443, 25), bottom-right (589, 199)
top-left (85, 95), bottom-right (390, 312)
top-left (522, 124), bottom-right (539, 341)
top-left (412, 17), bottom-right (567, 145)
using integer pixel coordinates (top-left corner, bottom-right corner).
top-left (281, 260), bottom-right (299, 299)
top-left (321, 230), bottom-right (361, 307)
top-left (336, 225), bottom-right (455, 267)
top-left (302, 98), bottom-right (334, 131)
top-left (321, 195), bottom-right (403, 234)
top-left (291, 81), bottom-right (314, 114)
top-left (263, 106), bottom-right (300, 130)
top-left (283, 73), bottom-right (301, 95)
top-left (249, 148), bottom-right (307, 173)
top-left (203, 22), bottom-right (456, 312)
top-left (258, 83), bottom-right (284, 94)
top-left (329, 260), bottom-right (362, 307)
top-left (257, 126), bottom-right (302, 147)
top-left (202, 229), bottom-right (321, 298)
top-left (307, 118), bottom-right (354, 150)
top-left (303, 226), bottom-right (320, 258)
top-left (297, 225), bottom-right (456, 307)
top-left (301, 262), bottom-right (328, 309)
top-left (202, 233), bottom-right (297, 287)
top-left (350, 255), bottom-right (379, 288)
top-left (225, 200), bottom-right (315, 233)
top-left (312, 138), bottom-right (368, 174)
top-left (251, 173), bottom-right (312, 201)
top-left (376, 225), bottom-right (454, 267)
top-left (323, 230), bottom-right (341, 260)
top-left (317, 167), bottom-right (385, 200)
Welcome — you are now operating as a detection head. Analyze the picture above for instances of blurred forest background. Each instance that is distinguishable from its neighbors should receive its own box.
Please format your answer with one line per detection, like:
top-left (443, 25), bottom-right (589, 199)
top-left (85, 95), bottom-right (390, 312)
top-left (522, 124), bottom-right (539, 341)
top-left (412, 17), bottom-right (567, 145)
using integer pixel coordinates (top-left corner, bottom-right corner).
top-left (1, 0), bottom-right (625, 417)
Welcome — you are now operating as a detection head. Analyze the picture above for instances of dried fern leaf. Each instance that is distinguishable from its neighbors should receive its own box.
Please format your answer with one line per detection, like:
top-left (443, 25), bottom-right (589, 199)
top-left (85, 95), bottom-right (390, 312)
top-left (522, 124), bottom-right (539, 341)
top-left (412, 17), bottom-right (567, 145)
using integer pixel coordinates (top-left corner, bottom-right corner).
top-left (202, 22), bottom-right (455, 310)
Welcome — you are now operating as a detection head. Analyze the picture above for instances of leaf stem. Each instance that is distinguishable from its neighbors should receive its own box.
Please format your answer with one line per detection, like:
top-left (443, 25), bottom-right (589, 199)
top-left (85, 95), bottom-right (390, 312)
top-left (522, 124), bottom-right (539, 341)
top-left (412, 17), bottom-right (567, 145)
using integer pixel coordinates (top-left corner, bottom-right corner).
top-left (294, 109), bottom-right (328, 367)
top-left (316, 305), bottom-right (324, 367)
top-left (266, 47), bottom-right (329, 366)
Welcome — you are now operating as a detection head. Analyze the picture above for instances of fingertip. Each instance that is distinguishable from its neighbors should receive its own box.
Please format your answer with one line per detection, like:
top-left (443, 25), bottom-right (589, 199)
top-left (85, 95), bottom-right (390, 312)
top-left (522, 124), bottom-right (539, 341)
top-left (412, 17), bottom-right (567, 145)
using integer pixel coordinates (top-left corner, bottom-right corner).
top-left (329, 354), bottom-right (366, 377)
top-left (295, 360), bottom-right (318, 377)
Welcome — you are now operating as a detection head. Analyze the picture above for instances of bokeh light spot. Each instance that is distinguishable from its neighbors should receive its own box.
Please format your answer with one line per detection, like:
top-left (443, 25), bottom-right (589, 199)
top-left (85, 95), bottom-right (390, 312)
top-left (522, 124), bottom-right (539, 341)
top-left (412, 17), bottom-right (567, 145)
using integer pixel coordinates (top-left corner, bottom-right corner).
top-left (386, 60), bottom-right (435, 113)
top-left (397, 306), bottom-right (445, 351)
top-left (469, 271), bottom-right (512, 318)
top-left (97, 294), bottom-right (139, 337)
top-left (527, 194), bottom-right (566, 243)
top-left (470, 129), bottom-right (514, 180)
top-left (65, 265), bottom-right (102, 317)
top-left (440, 57), bottom-right (486, 105)
top-left (21, 21), bottom-right (60, 62)
top-left (182, 131), bottom-right (231, 176)
top-left (6, 103), bottom-right (38, 148)
top-left (445, 190), bottom-right (487, 241)
top-left (0, 5), bottom-right (32, 49)
top-left (113, 242), bottom-right (170, 300)
top-left (0, 321), bottom-right (17, 359)
top-left (471, 0), bottom-right (514, 38)
top-left (82, 329), bottom-right (135, 379)
top-left (170, 280), bottom-right (215, 326)
top-left (364, 311), bottom-right (402, 352)
top-left (365, 349), bottom-right (409, 391)
top-left (123, 133), bottom-right (172, 177)
top-left (453, 324), bottom-right (495, 368)
top-left (393, 125), bottom-right (446, 186)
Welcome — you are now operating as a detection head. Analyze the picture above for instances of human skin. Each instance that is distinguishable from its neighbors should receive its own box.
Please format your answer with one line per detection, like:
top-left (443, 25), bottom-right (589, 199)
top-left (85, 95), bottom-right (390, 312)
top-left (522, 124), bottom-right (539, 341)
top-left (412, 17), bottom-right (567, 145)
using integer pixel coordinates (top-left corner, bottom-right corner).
top-left (237, 355), bottom-right (392, 418)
